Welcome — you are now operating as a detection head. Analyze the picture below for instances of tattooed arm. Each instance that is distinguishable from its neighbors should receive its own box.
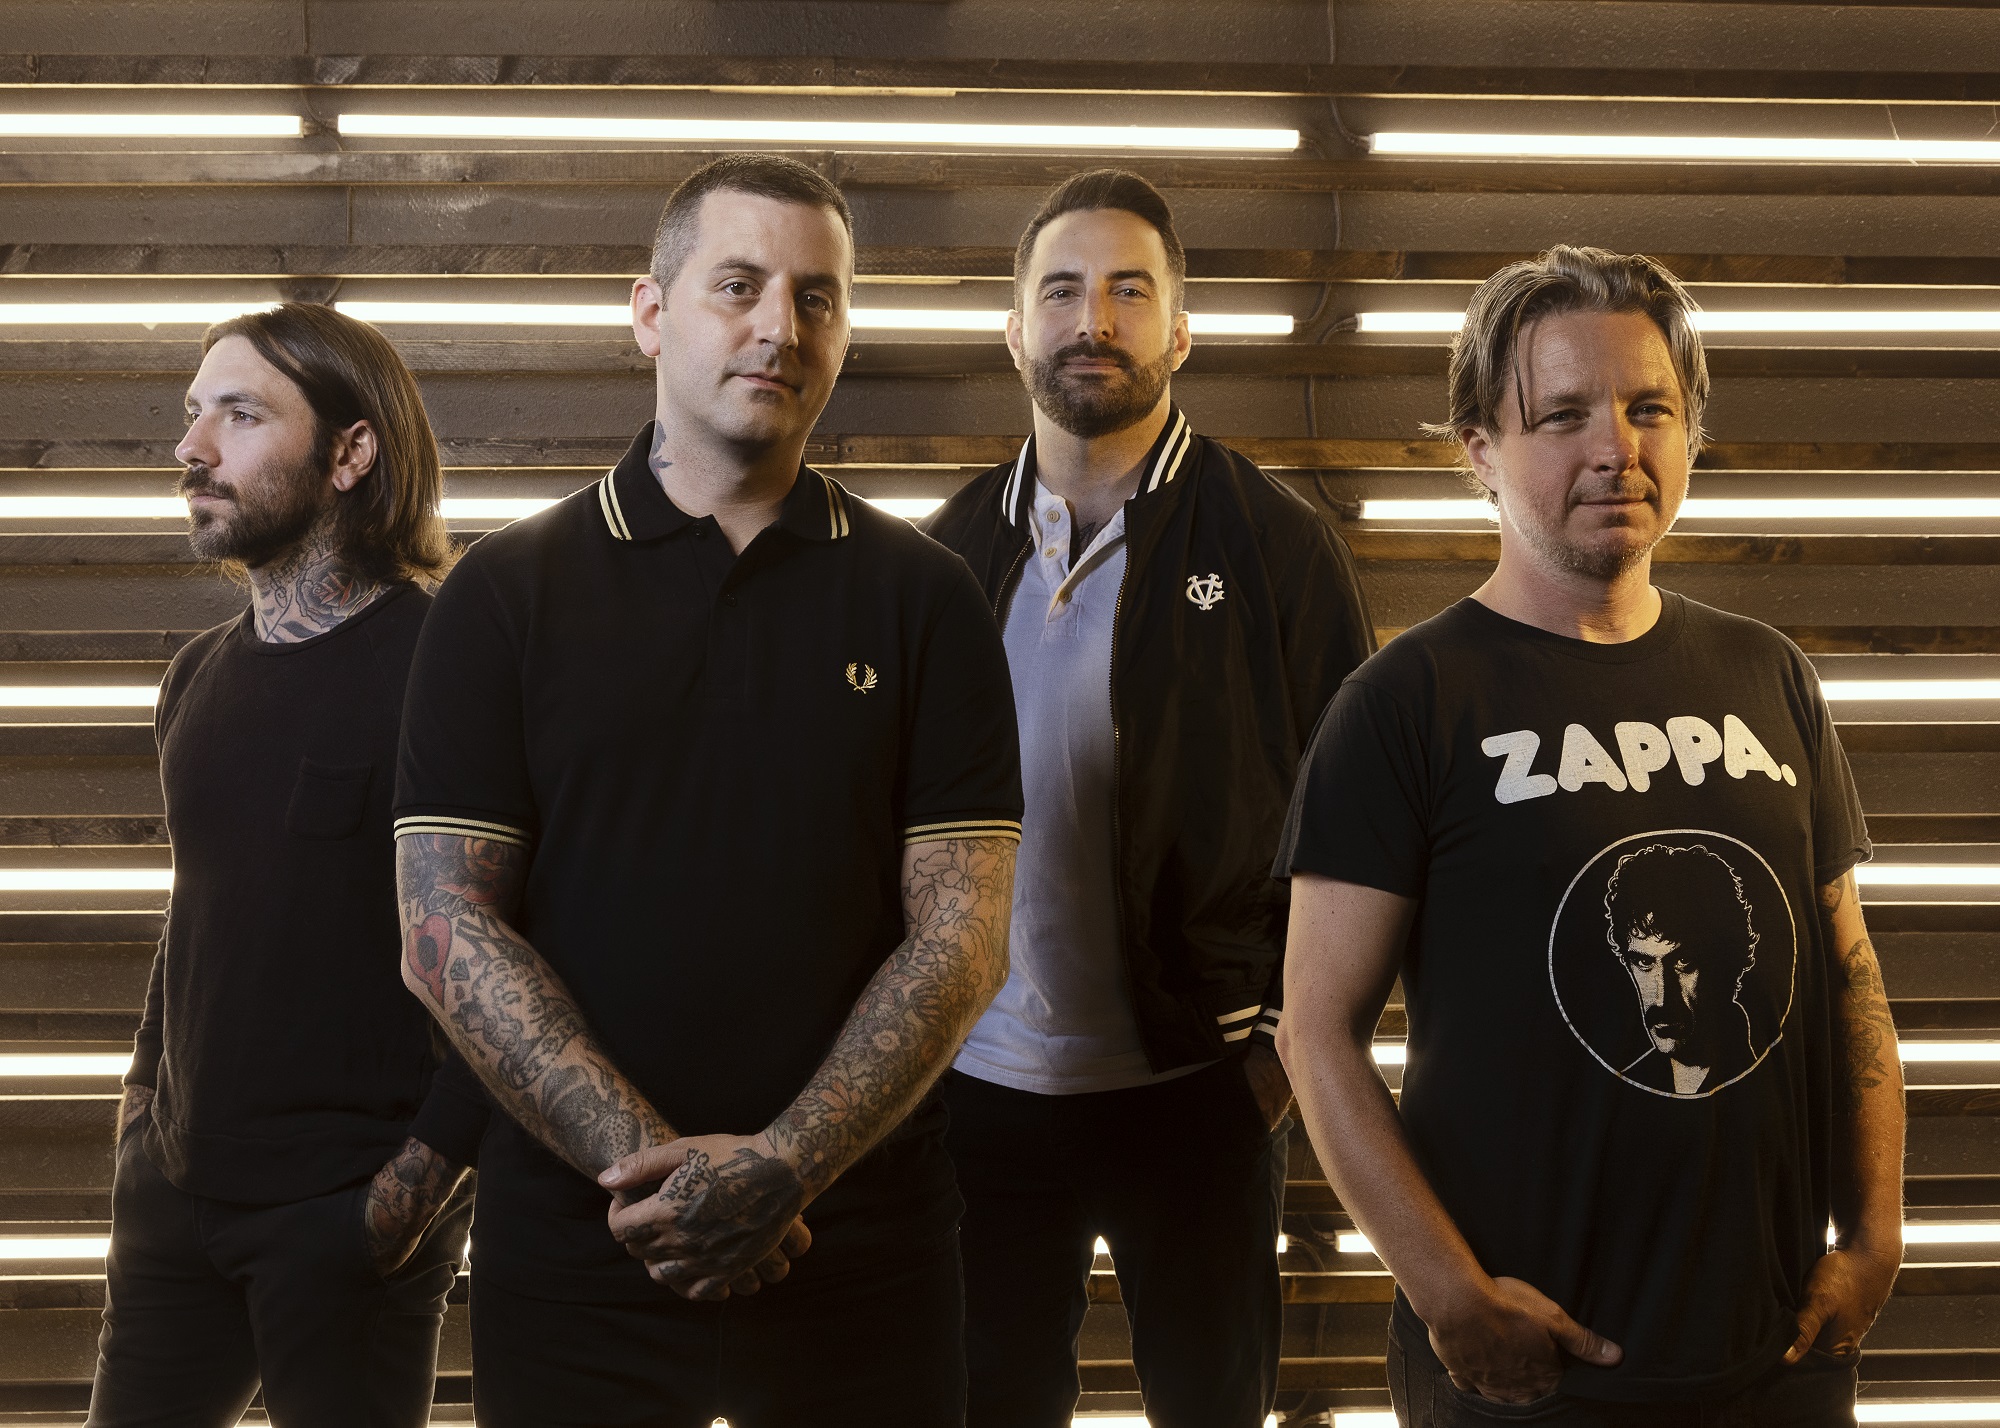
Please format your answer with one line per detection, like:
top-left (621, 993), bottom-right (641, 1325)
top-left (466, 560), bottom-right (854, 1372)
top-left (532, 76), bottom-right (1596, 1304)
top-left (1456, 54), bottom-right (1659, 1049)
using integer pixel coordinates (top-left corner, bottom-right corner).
top-left (1786, 869), bottom-right (1905, 1364)
top-left (396, 832), bottom-right (675, 1176)
top-left (116, 1084), bottom-right (154, 1143)
top-left (600, 835), bottom-right (1015, 1296)
top-left (362, 1135), bottom-right (468, 1276)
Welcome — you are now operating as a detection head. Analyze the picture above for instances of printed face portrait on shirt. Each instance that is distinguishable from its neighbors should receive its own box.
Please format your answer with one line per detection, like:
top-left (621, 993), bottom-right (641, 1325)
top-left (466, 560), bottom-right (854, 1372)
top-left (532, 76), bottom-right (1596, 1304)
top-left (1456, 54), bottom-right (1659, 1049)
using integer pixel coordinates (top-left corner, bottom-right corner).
top-left (1549, 829), bottom-right (1795, 1099)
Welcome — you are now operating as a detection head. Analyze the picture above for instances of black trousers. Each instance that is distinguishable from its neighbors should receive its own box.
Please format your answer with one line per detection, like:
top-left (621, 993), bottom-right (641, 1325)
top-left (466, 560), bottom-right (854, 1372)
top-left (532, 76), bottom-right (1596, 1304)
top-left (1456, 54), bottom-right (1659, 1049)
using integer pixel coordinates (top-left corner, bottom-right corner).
top-left (941, 1060), bottom-right (1287, 1428)
top-left (1389, 1316), bottom-right (1859, 1427)
top-left (468, 1229), bottom-right (966, 1428)
top-left (87, 1116), bottom-right (472, 1428)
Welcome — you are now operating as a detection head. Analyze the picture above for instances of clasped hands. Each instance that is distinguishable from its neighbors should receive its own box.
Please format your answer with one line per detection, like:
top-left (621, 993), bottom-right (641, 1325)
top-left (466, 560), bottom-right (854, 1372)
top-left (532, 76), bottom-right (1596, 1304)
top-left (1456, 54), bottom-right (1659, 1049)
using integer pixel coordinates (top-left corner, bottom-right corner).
top-left (598, 1131), bottom-right (812, 1302)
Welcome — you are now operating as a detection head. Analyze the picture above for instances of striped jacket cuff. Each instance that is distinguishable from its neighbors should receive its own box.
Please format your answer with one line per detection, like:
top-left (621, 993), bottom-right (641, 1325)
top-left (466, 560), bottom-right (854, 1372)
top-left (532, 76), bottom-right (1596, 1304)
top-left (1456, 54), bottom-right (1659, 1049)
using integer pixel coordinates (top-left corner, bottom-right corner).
top-left (1217, 1002), bottom-right (1262, 1044)
top-left (393, 814), bottom-right (533, 849)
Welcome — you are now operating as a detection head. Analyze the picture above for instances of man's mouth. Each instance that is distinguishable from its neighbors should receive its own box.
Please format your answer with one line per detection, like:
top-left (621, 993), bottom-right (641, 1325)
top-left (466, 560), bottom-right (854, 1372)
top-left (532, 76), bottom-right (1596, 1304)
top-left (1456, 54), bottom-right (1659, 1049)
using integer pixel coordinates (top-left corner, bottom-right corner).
top-left (734, 369), bottom-right (799, 393)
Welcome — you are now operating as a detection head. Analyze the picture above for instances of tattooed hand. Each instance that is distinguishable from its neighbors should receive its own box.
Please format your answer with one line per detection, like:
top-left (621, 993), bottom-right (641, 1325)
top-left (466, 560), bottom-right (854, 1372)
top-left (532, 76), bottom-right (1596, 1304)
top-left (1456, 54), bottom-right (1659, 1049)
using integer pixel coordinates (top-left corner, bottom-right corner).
top-left (600, 1133), bottom-right (811, 1300)
top-left (116, 1083), bottom-right (154, 1144)
top-left (362, 1136), bottom-right (468, 1278)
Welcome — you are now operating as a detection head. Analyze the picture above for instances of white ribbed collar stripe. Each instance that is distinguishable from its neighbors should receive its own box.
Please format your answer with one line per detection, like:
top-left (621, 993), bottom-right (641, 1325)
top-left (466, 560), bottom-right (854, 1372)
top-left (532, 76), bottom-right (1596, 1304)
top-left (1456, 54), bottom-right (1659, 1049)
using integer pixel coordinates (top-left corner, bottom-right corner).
top-left (1144, 411), bottom-right (1194, 494)
top-left (597, 470), bottom-right (632, 541)
top-left (824, 476), bottom-right (852, 539)
top-left (1001, 437), bottom-right (1032, 527)
top-left (1216, 1003), bottom-right (1263, 1025)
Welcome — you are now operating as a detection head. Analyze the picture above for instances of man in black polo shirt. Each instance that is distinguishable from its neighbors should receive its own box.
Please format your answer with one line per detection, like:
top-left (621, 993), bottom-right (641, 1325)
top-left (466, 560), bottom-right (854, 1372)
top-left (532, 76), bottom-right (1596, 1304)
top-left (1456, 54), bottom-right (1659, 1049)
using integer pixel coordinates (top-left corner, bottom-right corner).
top-left (1276, 247), bottom-right (1902, 1424)
top-left (923, 170), bottom-right (1373, 1427)
top-left (395, 154), bottom-right (1022, 1427)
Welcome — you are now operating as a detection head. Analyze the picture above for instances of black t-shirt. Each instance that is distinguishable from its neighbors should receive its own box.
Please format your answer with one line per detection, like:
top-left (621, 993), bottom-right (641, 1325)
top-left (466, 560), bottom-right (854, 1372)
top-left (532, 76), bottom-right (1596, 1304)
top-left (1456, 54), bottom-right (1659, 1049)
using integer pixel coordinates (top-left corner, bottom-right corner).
top-left (395, 426), bottom-right (1024, 1301)
top-left (1276, 592), bottom-right (1869, 1401)
top-left (132, 585), bottom-right (490, 1205)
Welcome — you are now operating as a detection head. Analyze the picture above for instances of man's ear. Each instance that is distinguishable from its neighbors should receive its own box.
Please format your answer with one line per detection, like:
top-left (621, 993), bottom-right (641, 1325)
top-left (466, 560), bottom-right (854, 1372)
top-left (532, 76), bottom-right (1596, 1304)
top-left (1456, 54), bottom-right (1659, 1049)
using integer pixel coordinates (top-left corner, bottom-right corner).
top-left (632, 275), bottom-right (666, 359)
top-left (1167, 307), bottom-right (1192, 373)
top-left (1004, 309), bottom-right (1025, 372)
top-left (328, 420), bottom-right (377, 493)
top-left (1461, 426), bottom-right (1501, 501)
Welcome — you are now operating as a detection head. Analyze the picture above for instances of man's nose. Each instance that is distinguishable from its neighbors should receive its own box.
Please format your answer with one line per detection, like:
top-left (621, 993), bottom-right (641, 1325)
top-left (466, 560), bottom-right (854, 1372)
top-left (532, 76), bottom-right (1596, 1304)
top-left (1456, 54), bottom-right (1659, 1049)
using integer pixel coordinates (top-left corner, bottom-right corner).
top-left (1076, 289), bottom-right (1114, 342)
top-left (175, 415), bottom-right (215, 470)
top-left (1594, 414), bottom-right (1641, 474)
top-left (755, 287), bottom-right (799, 348)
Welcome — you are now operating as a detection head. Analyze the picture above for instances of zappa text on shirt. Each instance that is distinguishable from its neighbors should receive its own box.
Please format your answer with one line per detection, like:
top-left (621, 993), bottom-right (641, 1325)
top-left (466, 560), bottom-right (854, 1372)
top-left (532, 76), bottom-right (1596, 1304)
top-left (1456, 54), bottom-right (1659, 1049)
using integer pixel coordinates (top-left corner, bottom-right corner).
top-left (1275, 592), bottom-right (1870, 1401)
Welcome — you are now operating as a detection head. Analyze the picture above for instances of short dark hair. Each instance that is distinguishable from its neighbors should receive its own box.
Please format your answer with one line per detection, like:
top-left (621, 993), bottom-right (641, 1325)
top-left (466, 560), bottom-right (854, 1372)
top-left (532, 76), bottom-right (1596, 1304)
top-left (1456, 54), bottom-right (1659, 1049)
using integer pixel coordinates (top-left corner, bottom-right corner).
top-left (1012, 169), bottom-right (1187, 311)
top-left (1604, 843), bottom-right (1758, 980)
top-left (202, 303), bottom-right (451, 585)
top-left (649, 153), bottom-right (855, 291)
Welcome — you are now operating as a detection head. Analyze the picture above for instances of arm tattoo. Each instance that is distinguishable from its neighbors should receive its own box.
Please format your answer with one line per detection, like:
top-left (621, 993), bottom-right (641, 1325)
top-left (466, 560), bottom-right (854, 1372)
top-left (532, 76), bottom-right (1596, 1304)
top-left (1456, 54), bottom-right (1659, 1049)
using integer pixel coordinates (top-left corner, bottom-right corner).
top-left (116, 1083), bottom-right (153, 1143)
top-left (767, 836), bottom-right (1015, 1198)
top-left (363, 1136), bottom-right (466, 1270)
top-left (398, 834), bottom-right (674, 1175)
top-left (627, 1144), bottom-right (807, 1271)
top-left (1817, 873), bottom-right (1902, 1109)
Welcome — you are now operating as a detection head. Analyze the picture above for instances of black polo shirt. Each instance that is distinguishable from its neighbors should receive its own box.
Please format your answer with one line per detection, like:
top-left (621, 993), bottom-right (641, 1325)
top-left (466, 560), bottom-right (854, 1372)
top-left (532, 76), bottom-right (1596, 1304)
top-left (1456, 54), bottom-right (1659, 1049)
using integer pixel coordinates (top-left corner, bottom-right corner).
top-left (395, 424), bottom-right (1023, 1302)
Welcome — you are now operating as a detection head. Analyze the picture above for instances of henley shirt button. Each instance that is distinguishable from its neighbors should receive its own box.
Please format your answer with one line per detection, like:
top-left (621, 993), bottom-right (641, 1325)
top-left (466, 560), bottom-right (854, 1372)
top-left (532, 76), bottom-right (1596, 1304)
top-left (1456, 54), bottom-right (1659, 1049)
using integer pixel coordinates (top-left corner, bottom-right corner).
top-left (724, 594), bottom-right (737, 607)
top-left (1046, 510), bottom-right (1061, 524)
top-left (1044, 546), bottom-right (1059, 559)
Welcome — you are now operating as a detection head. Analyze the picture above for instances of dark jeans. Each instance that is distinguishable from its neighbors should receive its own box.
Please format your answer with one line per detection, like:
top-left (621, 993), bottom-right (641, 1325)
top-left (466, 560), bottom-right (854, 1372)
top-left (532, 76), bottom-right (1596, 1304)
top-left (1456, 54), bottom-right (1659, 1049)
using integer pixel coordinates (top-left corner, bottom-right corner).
top-left (469, 1229), bottom-right (966, 1428)
top-left (1389, 1317), bottom-right (1859, 1427)
top-left (941, 1060), bottom-right (1288, 1428)
top-left (88, 1114), bottom-right (472, 1428)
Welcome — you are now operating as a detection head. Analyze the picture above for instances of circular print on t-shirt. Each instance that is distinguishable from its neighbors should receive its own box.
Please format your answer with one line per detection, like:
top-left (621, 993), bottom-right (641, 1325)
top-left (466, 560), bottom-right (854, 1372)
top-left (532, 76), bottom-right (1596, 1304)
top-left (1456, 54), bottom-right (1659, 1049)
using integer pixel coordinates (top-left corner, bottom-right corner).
top-left (1547, 829), bottom-right (1795, 1100)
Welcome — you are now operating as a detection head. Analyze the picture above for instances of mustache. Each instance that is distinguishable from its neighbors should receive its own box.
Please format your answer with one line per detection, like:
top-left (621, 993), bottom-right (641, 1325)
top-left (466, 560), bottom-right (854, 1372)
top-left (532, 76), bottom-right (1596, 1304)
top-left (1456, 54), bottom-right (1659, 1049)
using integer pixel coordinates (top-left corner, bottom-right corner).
top-left (176, 465), bottom-right (234, 501)
top-left (728, 359), bottom-right (802, 388)
top-left (1049, 339), bottom-right (1136, 372)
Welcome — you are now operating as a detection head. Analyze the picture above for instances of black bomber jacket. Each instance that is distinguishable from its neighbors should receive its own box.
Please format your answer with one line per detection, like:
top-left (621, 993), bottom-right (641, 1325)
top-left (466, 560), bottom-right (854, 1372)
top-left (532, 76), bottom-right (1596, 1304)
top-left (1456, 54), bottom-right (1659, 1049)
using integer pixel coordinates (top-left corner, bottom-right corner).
top-left (922, 408), bottom-right (1375, 1072)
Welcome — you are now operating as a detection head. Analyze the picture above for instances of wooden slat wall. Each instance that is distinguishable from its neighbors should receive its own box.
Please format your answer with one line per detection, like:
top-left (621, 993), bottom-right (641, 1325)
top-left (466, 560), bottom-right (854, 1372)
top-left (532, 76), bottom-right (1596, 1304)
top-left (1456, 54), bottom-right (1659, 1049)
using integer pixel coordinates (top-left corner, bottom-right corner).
top-left (4, 0), bottom-right (2000, 1419)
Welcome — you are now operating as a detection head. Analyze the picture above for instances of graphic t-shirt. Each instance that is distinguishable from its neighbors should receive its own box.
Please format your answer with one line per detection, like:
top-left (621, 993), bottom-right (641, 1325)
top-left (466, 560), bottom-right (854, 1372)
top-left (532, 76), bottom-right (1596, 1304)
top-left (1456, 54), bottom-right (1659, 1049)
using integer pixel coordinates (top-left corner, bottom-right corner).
top-left (1275, 592), bottom-right (1869, 1401)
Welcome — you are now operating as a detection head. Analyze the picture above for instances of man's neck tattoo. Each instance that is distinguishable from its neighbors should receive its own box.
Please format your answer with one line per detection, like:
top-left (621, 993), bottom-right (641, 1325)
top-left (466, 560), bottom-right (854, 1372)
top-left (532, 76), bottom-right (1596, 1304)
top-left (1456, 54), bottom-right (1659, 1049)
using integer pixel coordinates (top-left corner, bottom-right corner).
top-left (1071, 519), bottom-right (1103, 565)
top-left (248, 516), bottom-right (386, 644)
top-left (649, 423), bottom-right (674, 484)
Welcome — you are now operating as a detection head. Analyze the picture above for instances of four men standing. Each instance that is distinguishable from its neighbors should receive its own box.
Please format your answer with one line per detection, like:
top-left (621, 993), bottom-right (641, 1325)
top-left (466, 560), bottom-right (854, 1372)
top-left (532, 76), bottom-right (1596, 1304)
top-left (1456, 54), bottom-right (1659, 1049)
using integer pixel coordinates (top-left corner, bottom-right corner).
top-left (93, 165), bottom-right (1902, 1428)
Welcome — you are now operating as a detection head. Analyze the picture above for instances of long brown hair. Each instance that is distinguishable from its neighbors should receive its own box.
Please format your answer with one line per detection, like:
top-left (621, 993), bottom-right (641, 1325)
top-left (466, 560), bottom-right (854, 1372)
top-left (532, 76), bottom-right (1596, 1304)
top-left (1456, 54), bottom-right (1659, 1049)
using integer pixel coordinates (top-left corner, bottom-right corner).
top-left (202, 303), bottom-right (452, 584)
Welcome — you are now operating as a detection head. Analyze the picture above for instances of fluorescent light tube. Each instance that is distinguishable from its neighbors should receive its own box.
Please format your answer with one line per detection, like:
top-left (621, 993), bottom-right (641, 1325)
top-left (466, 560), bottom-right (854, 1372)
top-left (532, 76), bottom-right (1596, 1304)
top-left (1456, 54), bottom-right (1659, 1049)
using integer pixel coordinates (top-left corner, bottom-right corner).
top-left (1372, 1043), bottom-right (1406, 1065)
top-left (332, 302), bottom-right (1292, 335)
top-left (337, 114), bottom-right (1298, 152)
top-left (0, 114), bottom-right (300, 138)
top-left (869, 497), bottom-right (944, 520)
top-left (1370, 131), bottom-right (2000, 165)
top-left (0, 687), bottom-right (158, 707)
top-left (1331, 1416), bottom-right (1399, 1428)
top-left (0, 1054), bottom-right (132, 1077)
top-left (1361, 498), bottom-right (2000, 522)
top-left (1858, 1406), bottom-right (2000, 1423)
top-left (1821, 680), bottom-right (2000, 701)
top-left (1857, 866), bottom-right (2000, 887)
top-left (1359, 310), bottom-right (2000, 335)
top-left (1338, 1232), bottom-right (1375, 1254)
top-left (1903, 1223), bottom-right (2000, 1244)
top-left (1899, 1043), bottom-right (2000, 1062)
top-left (0, 1235), bottom-right (111, 1260)
top-left (0, 303), bottom-right (277, 326)
top-left (0, 869), bottom-right (173, 891)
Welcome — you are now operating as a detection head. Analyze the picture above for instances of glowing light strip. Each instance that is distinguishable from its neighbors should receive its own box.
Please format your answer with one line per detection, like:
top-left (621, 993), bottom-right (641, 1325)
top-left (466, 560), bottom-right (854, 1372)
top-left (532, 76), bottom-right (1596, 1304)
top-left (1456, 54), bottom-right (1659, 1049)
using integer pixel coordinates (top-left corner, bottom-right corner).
top-left (334, 302), bottom-right (1292, 335)
top-left (1858, 866), bottom-right (2000, 887)
top-left (1858, 1405), bottom-right (2000, 1423)
top-left (1821, 680), bottom-right (2000, 701)
top-left (0, 303), bottom-right (277, 326)
top-left (1358, 310), bottom-right (2000, 334)
top-left (0, 1055), bottom-right (131, 1077)
top-left (337, 113), bottom-right (1299, 152)
top-left (1361, 498), bottom-right (2000, 522)
top-left (0, 870), bottom-right (172, 891)
top-left (1340, 1224), bottom-right (2000, 1258)
top-left (0, 114), bottom-right (301, 138)
top-left (0, 496), bottom-right (940, 524)
top-left (1900, 1043), bottom-right (2000, 1062)
top-left (1371, 131), bottom-right (2000, 164)
top-left (1330, 1415), bottom-right (1399, 1428)
top-left (0, 687), bottom-right (157, 707)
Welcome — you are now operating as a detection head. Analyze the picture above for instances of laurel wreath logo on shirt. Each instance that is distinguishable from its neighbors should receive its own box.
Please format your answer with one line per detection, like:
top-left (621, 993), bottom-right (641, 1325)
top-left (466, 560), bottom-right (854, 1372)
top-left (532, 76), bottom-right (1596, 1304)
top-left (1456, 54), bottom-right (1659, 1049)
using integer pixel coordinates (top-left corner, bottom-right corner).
top-left (1185, 573), bottom-right (1225, 611)
top-left (845, 662), bottom-right (878, 693)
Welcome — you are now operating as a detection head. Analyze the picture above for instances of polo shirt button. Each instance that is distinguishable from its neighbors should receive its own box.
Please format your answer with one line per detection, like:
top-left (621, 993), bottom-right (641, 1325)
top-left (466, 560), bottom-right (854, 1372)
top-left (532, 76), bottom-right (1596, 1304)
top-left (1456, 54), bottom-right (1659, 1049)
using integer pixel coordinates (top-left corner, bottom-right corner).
top-left (1043, 546), bottom-right (1058, 559)
top-left (724, 594), bottom-right (738, 607)
top-left (1046, 510), bottom-right (1061, 524)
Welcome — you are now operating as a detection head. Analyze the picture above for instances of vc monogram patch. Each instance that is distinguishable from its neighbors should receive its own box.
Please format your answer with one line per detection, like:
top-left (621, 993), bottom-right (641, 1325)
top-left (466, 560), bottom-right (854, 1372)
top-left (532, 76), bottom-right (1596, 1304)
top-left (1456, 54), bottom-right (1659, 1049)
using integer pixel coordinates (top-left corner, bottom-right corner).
top-left (1185, 573), bottom-right (1225, 611)
top-left (845, 662), bottom-right (879, 693)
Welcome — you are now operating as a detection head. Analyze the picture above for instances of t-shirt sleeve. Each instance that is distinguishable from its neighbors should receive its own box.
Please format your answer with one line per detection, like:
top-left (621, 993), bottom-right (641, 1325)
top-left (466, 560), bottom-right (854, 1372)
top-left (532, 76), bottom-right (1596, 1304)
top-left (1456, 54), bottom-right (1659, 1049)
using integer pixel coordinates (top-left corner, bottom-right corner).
top-left (898, 559), bottom-right (1024, 845)
top-left (1807, 678), bottom-right (1871, 886)
top-left (393, 555), bottom-right (536, 849)
top-left (1273, 675), bottom-right (1432, 897)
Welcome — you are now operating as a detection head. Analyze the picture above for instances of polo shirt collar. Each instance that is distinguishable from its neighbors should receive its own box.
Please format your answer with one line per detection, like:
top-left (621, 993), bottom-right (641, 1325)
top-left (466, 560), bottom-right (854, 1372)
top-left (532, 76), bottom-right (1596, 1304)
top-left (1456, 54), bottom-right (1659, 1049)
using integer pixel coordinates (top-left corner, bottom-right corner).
top-left (596, 423), bottom-right (854, 543)
top-left (999, 405), bottom-right (1195, 530)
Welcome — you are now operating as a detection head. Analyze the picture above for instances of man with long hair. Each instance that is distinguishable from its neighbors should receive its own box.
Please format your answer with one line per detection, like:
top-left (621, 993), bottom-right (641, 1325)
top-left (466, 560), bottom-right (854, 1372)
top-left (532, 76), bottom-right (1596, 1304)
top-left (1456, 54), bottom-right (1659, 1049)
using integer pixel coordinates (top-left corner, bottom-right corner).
top-left (89, 304), bottom-right (487, 1427)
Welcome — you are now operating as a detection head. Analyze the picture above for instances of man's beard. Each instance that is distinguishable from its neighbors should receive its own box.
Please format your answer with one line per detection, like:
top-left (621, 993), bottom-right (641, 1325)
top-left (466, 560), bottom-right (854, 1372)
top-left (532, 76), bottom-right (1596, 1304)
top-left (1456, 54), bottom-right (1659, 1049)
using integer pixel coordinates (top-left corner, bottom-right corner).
top-left (1023, 338), bottom-right (1174, 440)
top-left (1513, 479), bottom-right (1666, 583)
top-left (178, 447), bottom-right (329, 568)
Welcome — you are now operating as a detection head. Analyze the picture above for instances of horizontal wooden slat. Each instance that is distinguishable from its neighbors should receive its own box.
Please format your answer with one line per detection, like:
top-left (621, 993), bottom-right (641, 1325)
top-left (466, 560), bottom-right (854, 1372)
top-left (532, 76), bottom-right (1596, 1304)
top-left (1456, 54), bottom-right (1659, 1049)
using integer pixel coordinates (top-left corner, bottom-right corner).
top-left (1872, 816), bottom-right (2000, 844)
top-left (1841, 725), bottom-right (2000, 754)
top-left (1909, 1086), bottom-right (2000, 1116)
top-left (12, 150), bottom-right (2000, 199)
top-left (0, 816), bottom-right (166, 847)
top-left (1783, 628), bottom-right (2000, 656)
top-left (13, 338), bottom-right (2000, 382)
top-left (1352, 531), bottom-right (2000, 566)
top-left (0, 725), bottom-right (151, 758)
top-left (1283, 1175), bottom-right (2000, 1216)
top-left (0, 53), bottom-right (1992, 105)
top-left (15, 246), bottom-right (2000, 290)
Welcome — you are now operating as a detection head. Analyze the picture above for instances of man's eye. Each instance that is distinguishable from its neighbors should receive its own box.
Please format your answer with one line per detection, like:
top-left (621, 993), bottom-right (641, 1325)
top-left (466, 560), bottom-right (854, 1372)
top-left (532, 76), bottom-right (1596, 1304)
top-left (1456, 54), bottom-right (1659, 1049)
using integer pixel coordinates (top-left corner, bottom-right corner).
top-left (722, 281), bottom-right (754, 297)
